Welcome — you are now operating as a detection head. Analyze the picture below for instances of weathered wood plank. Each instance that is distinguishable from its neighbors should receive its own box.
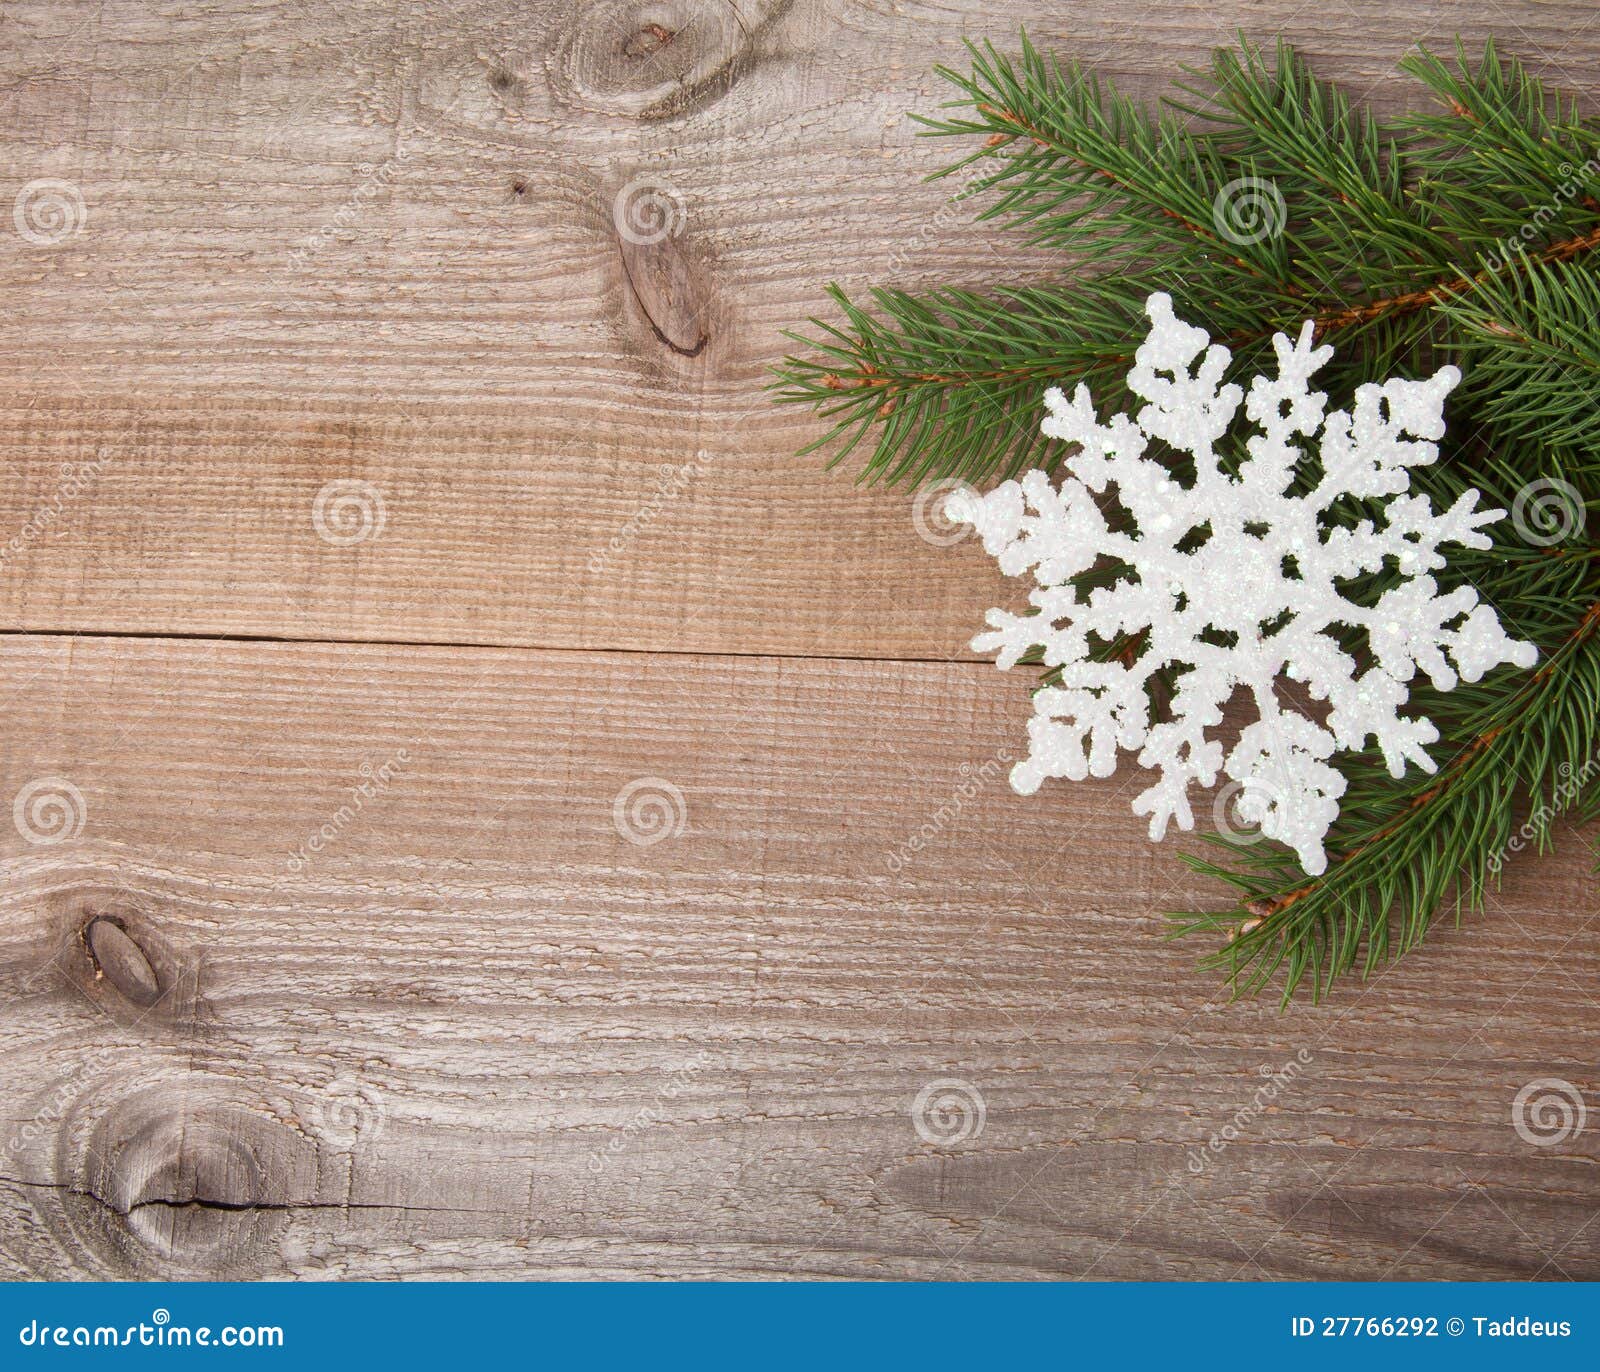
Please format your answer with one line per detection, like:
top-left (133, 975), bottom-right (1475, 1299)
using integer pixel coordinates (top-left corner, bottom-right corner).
top-left (3, 1), bottom-right (1599, 655)
top-left (4, 0), bottom-right (1599, 1288)
top-left (0, 635), bottom-right (1595, 1279)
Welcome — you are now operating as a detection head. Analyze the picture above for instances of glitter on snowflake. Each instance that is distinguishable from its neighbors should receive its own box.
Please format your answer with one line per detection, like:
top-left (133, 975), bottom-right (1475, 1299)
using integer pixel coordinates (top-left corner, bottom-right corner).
top-left (951, 292), bottom-right (1537, 875)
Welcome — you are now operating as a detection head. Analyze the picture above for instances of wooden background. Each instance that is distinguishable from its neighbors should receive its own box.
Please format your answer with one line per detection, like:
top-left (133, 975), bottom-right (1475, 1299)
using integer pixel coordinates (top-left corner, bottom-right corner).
top-left (1, 0), bottom-right (1597, 1281)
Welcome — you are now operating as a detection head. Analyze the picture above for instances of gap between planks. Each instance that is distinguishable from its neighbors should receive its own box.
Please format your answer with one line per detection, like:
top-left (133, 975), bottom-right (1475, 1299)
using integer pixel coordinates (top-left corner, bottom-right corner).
top-left (0, 625), bottom-right (975, 668)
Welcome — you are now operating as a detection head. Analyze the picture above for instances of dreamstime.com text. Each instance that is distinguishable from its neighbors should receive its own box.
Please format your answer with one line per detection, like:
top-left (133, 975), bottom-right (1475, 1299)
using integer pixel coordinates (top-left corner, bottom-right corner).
top-left (18, 1310), bottom-right (283, 1352)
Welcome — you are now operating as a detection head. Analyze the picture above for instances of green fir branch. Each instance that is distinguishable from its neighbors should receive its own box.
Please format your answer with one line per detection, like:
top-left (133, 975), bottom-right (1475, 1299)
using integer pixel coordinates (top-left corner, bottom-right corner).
top-left (773, 32), bottom-right (1600, 999)
top-left (774, 36), bottom-right (1600, 490)
top-left (1179, 596), bottom-right (1600, 1001)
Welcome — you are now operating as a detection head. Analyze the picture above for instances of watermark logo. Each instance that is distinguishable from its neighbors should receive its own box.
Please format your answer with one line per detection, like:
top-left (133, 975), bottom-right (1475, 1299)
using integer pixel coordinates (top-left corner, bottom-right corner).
top-left (586, 1051), bottom-right (711, 1173)
top-left (308, 1076), bottom-right (387, 1149)
top-left (587, 457), bottom-right (704, 575)
top-left (1211, 176), bottom-right (1286, 246)
top-left (3, 1045), bottom-right (120, 1168)
top-left (286, 146), bottom-right (410, 267)
top-left (885, 750), bottom-right (1011, 874)
top-left (1488, 751), bottom-right (1600, 876)
top-left (1511, 1077), bottom-right (1587, 1147)
top-left (285, 748), bottom-right (411, 873)
top-left (13, 778), bottom-right (87, 846)
top-left (911, 1079), bottom-right (986, 1147)
top-left (312, 479), bottom-right (387, 546)
top-left (14, 179), bottom-right (86, 246)
top-left (1482, 156), bottom-right (1600, 273)
top-left (912, 478), bottom-right (981, 548)
top-left (18, 1309), bottom-right (284, 1348)
top-left (612, 777), bottom-right (687, 847)
top-left (1510, 477), bottom-right (1583, 547)
top-left (1186, 1050), bottom-right (1314, 1175)
top-left (613, 176), bottom-right (686, 246)
top-left (0, 454), bottom-right (116, 573)
top-left (1212, 778), bottom-right (1275, 847)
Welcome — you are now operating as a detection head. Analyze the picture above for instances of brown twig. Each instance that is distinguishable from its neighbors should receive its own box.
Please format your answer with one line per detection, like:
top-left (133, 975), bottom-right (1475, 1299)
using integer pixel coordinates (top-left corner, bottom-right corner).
top-left (813, 129), bottom-right (1600, 396)
top-left (1311, 221), bottom-right (1600, 335)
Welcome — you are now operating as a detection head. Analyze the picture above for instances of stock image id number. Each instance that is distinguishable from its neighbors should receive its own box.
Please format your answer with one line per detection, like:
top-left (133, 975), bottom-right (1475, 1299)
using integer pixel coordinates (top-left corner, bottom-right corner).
top-left (1293, 1316), bottom-right (1443, 1338)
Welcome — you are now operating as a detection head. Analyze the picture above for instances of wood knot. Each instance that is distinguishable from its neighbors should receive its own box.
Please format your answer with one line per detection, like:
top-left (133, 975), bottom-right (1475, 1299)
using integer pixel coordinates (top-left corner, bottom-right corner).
top-left (43, 889), bottom-right (201, 1027)
top-left (83, 917), bottom-right (160, 1008)
top-left (613, 184), bottom-right (718, 360)
top-left (547, 0), bottom-right (792, 121)
top-left (486, 65), bottom-right (524, 98)
top-left (26, 1067), bottom-right (319, 1278)
top-left (622, 22), bottom-right (676, 60)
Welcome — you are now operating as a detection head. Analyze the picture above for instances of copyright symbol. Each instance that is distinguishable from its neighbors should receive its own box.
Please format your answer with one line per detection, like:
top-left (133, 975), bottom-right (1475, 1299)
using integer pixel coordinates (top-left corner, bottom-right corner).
top-left (1446, 1317), bottom-right (1464, 1337)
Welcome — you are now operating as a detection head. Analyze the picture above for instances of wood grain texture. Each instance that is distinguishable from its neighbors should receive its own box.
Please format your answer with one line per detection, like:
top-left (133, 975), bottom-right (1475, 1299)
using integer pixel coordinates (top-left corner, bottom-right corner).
top-left (1, 0), bottom-right (1599, 1282)
top-left (0, 636), bottom-right (1596, 1280)
top-left (0, 0), bottom-right (1597, 656)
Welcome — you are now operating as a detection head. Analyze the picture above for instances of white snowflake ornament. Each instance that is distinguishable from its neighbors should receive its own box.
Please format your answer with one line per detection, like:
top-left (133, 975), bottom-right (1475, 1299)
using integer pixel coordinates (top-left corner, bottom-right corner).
top-left (952, 292), bottom-right (1537, 875)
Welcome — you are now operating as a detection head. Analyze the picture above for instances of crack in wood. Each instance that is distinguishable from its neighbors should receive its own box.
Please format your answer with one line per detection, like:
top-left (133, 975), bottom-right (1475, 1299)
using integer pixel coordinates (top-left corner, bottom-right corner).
top-left (0, 1175), bottom-right (506, 1220)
